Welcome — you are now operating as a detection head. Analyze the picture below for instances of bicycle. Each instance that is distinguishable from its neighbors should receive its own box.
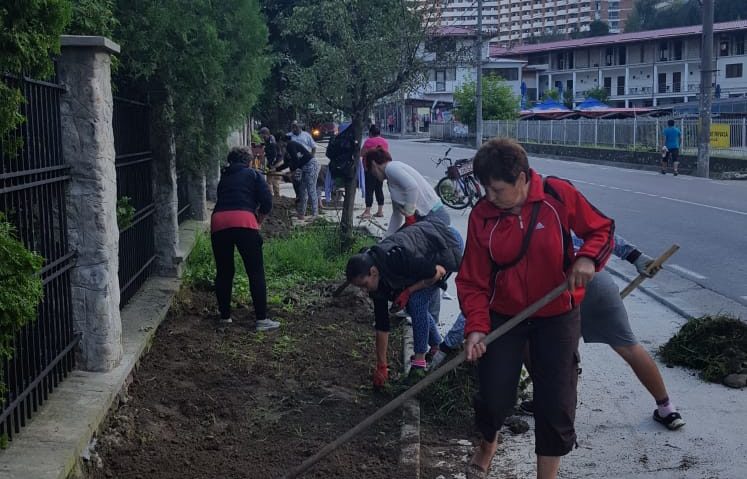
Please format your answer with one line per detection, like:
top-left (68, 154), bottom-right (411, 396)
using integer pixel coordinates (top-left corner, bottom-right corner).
top-left (434, 148), bottom-right (483, 210)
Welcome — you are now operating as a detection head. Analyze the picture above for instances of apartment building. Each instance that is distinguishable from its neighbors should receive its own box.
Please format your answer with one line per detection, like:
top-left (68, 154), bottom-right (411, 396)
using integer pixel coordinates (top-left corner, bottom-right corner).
top-left (490, 20), bottom-right (747, 107)
top-left (429, 0), bottom-right (630, 45)
top-left (374, 26), bottom-right (525, 131)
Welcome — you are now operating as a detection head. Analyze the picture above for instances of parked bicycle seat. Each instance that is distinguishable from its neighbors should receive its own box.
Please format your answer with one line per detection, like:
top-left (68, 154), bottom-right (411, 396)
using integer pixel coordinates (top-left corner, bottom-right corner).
top-left (454, 158), bottom-right (471, 167)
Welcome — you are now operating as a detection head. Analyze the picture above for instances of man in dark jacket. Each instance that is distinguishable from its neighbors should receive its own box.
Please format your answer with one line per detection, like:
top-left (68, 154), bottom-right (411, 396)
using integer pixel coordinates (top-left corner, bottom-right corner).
top-left (276, 134), bottom-right (319, 219)
top-left (346, 220), bottom-right (463, 387)
top-left (211, 147), bottom-right (278, 332)
top-left (259, 127), bottom-right (280, 198)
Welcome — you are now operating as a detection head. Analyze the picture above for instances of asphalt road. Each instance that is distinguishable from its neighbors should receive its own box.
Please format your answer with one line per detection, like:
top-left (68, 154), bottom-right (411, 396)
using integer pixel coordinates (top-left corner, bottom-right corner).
top-left (387, 138), bottom-right (747, 308)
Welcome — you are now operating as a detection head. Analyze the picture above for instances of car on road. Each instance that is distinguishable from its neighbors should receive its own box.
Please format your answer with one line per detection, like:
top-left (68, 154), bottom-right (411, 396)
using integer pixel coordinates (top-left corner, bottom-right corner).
top-left (311, 122), bottom-right (338, 141)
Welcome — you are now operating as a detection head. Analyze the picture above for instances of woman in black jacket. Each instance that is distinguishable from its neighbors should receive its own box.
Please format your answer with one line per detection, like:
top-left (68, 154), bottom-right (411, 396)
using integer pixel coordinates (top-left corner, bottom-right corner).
top-left (211, 147), bottom-right (279, 332)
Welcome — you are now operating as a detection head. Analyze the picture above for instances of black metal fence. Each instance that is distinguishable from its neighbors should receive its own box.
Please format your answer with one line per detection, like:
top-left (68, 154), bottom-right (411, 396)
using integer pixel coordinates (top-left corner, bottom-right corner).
top-left (0, 74), bottom-right (77, 441)
top-left (176, 171), bottom-right (192, 224)
top-left (113, 97), bottom-right (155, 308)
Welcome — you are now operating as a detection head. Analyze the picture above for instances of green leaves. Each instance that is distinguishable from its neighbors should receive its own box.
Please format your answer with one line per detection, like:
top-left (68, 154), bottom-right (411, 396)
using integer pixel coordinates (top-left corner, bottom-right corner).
top-left (114, 0), bottom-right (270, 172)
top-left (0, 214), bottom-right (44, 394)
top-left (0, 0), bottom-right (70, 142)
top-left (454, 75), bottom-right (519, 128)
top-left (282, 0), bottom-right (430, 117)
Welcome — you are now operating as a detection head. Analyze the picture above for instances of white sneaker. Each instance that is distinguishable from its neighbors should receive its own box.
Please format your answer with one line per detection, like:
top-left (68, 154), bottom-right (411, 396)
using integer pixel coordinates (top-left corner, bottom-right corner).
top-left (219, 317), bottom-right (233, 324)
top-left (255, 318), bottom-right (280, 332)
top-left (395, 309), bottom-right (409, 318)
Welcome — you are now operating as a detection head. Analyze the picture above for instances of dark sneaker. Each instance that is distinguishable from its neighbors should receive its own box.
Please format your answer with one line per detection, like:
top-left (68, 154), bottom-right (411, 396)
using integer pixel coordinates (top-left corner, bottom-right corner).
top-left (403, 367), bottom-right (427, 386)
top-left (519, 400), bottom-right (534, 415)
top-left (653, 410), bottom-right (685, 430)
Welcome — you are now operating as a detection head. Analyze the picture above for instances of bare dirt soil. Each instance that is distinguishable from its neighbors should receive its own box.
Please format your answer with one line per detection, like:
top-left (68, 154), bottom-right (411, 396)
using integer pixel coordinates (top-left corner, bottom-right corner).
top-left (86, 197), bottom-right (407, 479)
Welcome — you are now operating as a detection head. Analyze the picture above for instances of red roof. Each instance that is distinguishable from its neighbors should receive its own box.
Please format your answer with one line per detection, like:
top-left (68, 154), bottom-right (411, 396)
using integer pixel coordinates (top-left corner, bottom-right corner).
top-left (490, 20), bottom-right (747, 57)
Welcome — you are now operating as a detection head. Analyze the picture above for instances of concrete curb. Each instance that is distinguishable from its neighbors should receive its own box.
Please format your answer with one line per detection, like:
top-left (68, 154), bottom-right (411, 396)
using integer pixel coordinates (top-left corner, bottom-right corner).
top-left (0, 219), bottom-right (208, 479)
top-left (605, 263), bottom-right (695, 320)
top-left (399, 325), bottom-right (420, 479)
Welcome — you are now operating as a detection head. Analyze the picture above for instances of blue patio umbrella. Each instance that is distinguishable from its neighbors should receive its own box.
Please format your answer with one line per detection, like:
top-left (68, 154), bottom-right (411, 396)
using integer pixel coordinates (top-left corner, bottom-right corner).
top-left (531, 99), bottom-right (571, 112)
top-left (576, 97), bottom-right (610, 111)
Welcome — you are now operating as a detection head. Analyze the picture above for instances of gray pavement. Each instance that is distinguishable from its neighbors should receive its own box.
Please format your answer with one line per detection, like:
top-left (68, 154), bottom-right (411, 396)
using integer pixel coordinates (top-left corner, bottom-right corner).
top-left (387, 139), bottom-right (747, 315)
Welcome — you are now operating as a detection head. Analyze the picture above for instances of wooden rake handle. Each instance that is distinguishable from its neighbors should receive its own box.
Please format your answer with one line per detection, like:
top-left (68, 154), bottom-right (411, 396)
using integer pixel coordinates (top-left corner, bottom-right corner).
top-left (619, 244), bottom-right (679, 299)
top-left (281, 282), bottom-right (569, 479)
top-left (287, 244), bottom-right (680, 478)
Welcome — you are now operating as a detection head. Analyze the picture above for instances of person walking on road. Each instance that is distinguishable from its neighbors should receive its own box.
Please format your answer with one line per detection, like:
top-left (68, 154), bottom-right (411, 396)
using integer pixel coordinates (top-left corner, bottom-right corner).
top-left (661, 119), bottom-right (682, 176)
top-left (275, 134), bottom-right (319, 220)
top-left (358, 124), bottom-right (388, 219)
top-left (211, 147), bottom-right (279, 332)
top-left (345, 220), bottom-right (463, 387)
top-left (457, 138), bottom-right (614, 479)
top-left (433, 234), bottom-right (686, 432)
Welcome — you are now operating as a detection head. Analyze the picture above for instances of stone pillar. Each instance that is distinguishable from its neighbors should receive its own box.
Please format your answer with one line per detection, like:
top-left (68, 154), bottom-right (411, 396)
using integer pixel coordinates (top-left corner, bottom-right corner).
top-left (150, 96), bottom-right (181, 277)
top-left (187, 171), bottom-right (207, 221)
top-left (58, 35), bottom-right (122, 372)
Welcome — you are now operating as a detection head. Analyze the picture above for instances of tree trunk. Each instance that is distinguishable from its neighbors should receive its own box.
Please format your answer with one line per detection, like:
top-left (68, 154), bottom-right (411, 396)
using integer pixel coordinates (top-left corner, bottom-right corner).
top-left (339, 111), bottom-right (367, 250)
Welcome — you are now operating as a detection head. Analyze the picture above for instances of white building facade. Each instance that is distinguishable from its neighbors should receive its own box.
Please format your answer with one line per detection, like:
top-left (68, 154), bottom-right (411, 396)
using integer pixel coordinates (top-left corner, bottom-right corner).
top-left (425, 0), bottom-right (631, 45)
top-left (491, 20), bottom-right (747, 108)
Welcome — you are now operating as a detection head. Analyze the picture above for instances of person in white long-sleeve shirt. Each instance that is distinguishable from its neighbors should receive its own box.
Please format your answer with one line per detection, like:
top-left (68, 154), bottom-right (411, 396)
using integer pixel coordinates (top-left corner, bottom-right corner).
top-left (363, 148), bottom-right (450, 236)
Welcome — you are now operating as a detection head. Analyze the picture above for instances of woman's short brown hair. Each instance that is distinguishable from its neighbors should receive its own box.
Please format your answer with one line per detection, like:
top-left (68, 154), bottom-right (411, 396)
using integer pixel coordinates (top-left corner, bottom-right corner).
top-left (227, 146), bottom-right (254, 164)
top-left (473, 138), bottom-right (530, 185)
top-left (363, 147), bottom-right (392, 171)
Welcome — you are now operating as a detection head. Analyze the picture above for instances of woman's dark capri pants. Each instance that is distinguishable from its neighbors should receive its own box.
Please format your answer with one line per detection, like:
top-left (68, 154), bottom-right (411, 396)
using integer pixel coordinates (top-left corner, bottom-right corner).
top-left (474, 308), bottom-right (580, 456)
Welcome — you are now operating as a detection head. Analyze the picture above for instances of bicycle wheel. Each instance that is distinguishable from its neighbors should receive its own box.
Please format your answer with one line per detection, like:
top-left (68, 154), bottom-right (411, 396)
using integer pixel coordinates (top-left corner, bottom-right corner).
top-left (465, 175), bottom-right (483, 206)
top-left (436, 176), bottom-right (471, 210)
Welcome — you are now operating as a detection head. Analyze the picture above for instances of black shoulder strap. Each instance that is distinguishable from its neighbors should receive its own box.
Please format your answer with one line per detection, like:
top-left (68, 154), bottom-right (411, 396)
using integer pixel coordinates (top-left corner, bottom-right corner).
top-left (492, 200), bottom-right (541, 270)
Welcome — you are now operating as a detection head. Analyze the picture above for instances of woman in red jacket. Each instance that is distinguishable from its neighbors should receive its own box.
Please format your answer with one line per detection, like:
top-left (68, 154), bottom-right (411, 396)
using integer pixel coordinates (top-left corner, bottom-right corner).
top-left (456, 139), bottom-right (614, 479)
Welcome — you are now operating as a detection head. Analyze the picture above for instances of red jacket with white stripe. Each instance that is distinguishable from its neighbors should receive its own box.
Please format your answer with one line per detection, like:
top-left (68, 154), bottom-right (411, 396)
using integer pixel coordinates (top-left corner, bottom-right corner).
top-left (456, 170), bottom-right (615, 336)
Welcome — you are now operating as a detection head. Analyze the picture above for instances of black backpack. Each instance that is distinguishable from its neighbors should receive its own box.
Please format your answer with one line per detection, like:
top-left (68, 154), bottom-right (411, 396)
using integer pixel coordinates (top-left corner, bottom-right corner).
top-left (325, 126), bottom-right (357, 180)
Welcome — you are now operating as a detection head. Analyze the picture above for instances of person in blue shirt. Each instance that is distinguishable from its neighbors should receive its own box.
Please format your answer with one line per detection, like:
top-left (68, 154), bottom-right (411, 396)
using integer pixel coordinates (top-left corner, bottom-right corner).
top-left (431, 234), bottom-right (685, 431)
top-left (661, 119), bottom-right (682, 176)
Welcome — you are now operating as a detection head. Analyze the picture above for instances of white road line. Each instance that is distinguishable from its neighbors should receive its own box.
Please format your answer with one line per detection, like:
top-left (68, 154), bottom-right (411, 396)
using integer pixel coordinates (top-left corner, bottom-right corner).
top-left (668, 264), bottom-right (707, 280)
top-left (658, 196), bottom-right (747, 216)
top-left (569, 178), bottom-right (747, 216)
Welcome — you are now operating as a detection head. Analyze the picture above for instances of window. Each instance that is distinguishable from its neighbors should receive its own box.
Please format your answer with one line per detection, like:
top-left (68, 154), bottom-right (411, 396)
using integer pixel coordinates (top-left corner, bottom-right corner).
top-left (673, 40), bottom-right (683, 61)
top-left (489, 68), bottom-right (519, 81)
top-left (720, 39), bottom-right (730, 57)
top-left (726, 63), bottom-right (743, 78)
top-left (617, 75), bottom-right (625, 95)
top-left (435, 69), bottom-right (446, 91)
top-left (659, 42), bottom-right (669, 61)
top-left (735, 35), bottom-right (745, 55)
top-left (618, 47), bottom-right (626, 65)
top-left (640, 44), bottom-right (645, 63)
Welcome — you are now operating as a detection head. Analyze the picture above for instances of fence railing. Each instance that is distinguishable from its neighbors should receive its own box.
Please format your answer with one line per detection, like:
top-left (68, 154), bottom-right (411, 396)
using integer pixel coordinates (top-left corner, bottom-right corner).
top-left (113, 97), bottom-right (155, 308)
top-left (0, 73), bottom-right (77, 441)
top-left (431, 118), bottom-right (747, 158)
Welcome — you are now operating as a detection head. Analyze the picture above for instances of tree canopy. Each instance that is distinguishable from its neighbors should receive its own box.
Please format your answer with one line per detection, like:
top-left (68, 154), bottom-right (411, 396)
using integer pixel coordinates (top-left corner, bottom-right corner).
top-left (113, 0), bottom-right (269, 171)
top-left (283, 0), bottom-right (435, 243)
top-left (625, 0), bottom-right (745, 32)
top-left (0, 0), bottom-right (70, 143)
top-left (454, 76), bottom-right (519, 127)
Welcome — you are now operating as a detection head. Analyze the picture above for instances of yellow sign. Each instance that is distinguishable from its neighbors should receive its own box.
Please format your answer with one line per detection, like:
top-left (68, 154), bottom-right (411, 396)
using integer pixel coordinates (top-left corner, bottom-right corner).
top-left (710, 124), bottom-right (730, 148)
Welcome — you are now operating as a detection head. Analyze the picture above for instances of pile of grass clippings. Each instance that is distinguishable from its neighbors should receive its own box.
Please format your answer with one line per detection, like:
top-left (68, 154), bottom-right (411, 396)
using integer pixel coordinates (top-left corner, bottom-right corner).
top-left (659, 314), bottom-right (747, 383)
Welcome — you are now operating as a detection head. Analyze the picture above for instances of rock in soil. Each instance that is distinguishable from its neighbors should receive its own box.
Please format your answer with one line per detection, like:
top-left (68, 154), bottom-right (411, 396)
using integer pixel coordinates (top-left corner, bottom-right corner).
top-left (723, 373), bottom-right (747, 389)
top-left (504, 416), bottom-right (530, 434)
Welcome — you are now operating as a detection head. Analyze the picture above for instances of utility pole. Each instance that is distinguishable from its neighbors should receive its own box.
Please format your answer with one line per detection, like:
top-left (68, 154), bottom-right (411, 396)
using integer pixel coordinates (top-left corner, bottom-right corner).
top-left (698, 0), bottom-right (714, 178)
top-left (475, 0), bottom-right (483, 148)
